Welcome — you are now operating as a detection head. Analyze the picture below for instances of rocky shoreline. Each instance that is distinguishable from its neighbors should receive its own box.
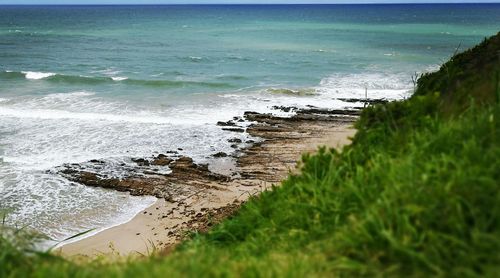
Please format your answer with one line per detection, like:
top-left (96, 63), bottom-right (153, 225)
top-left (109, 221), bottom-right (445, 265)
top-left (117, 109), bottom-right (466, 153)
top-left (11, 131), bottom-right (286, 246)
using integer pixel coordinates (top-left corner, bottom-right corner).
top-left (58, 105), bottom-right (361, 256)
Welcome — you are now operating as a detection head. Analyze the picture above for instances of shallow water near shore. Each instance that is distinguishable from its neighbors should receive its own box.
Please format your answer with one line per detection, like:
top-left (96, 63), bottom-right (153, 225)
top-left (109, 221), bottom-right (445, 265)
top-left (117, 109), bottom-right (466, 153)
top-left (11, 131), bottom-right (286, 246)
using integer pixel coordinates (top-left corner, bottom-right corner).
top-left (0, 4), bottom-right (499, 242)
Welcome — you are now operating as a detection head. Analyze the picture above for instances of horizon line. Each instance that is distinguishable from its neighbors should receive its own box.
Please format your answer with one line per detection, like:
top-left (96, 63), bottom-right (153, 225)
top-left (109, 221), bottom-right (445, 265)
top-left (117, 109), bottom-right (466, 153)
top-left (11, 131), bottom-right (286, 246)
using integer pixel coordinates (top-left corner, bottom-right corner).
top-left (1, 2), bottom-right (499, 5)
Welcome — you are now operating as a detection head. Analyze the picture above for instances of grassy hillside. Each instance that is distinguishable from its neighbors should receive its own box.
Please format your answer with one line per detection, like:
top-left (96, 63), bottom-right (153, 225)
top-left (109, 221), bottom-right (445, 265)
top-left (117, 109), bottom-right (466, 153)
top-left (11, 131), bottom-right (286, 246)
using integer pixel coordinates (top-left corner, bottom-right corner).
top-left (1, 32), bottom-right (499, 277)
top-left (414, 32), bottom-right (500, 112)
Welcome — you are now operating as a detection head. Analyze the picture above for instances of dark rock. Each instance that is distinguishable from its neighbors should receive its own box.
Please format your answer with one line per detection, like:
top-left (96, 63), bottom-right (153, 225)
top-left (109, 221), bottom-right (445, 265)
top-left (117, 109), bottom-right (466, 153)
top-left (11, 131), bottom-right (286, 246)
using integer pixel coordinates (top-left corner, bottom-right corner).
top-left (338, 98), bottom-right (388, 105)
top-left (151, 155), bottom-right (173, 166)
top-left (165, 195), bottom-right (175, 203)
top-left (59, 152), bottom-right (230, 200)
top-left (62, 171), bottom-right (121, 190)
top-left (295, 108), bottom-right (361, 116)
top-left (222, 127), bottom-right (245, 133)
top-left (144, 170), bottom-right (159, 175)
top-left (132, 158), bottom-right (150, 166)
top-left (170, 156), bottom-right (194, 168)
top-left (228, 138), bottom-right (242, 143)
top-left (217, 120), bottom-right (237, 127)
top-left (271, 105), bottom-right (297, 113)
top-left (243, 111), bottom-right (262, 118)
top-left (213, 152), bottom-right (228, 158)
top-left (197, 163), bottom-right (209, 171)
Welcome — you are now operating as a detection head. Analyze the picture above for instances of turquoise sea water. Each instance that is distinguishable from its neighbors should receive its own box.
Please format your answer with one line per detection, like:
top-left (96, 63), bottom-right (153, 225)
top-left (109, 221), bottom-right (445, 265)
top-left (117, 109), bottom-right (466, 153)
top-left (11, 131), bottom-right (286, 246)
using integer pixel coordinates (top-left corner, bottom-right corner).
top-left (0, 4), bottom-right (499, 242)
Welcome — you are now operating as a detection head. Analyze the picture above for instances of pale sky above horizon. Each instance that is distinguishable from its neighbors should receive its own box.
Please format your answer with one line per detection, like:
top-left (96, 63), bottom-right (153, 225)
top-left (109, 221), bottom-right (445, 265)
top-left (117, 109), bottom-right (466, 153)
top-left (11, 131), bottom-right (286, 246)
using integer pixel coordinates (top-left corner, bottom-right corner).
top-left (1, 0), bottom-right (499, 4)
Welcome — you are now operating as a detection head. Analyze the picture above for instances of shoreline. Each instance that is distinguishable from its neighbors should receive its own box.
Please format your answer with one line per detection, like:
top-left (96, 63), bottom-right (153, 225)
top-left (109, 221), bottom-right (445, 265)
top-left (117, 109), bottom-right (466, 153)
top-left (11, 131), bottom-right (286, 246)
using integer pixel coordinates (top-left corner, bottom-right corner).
top-left (57, 106), bottom-right (359, 258)
top-left (53, 196), bottom-right (158, 250)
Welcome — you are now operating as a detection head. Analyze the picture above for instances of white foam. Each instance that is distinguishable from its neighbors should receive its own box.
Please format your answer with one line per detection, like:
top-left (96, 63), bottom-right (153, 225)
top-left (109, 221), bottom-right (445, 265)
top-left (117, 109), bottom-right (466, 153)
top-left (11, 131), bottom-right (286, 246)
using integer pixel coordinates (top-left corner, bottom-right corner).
top-left (111, 76), bottom-right (128, 81)
top-left (44, 91), bottom-right (95, 100)
top-left (317, 72), bottom-right (413, 100)
top-left (92, 68), bottom-right (121, 76)
top-left (0, 168), bottom-right (157, 243)
top-left (218, 94), bottom-right (244, 99)
top-left (424, 64), bottom-right (441, 73)
top-left (22, 71), bottom-right (56, 80)
top-left (0, 107), bottom-right (186, 125)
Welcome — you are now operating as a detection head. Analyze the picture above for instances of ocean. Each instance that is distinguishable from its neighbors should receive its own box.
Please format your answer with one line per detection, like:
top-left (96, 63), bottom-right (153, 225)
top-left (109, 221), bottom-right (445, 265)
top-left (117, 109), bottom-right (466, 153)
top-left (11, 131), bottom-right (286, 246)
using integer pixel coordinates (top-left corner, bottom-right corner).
top-left (0, 4), bottom-right (499, 243)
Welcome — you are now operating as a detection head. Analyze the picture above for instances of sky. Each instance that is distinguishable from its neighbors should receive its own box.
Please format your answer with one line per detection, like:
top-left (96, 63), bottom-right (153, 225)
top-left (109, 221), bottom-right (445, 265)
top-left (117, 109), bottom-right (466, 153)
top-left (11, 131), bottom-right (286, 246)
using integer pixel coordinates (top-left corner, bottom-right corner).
top-left (0, 0), bottom-right (498, 4)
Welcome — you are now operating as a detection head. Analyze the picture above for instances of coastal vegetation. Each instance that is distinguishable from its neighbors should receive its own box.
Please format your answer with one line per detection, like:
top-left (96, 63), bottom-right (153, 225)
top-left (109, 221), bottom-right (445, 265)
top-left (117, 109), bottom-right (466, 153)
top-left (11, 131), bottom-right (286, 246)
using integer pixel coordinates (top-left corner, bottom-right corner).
top-left (1, 32), bottom-right (499, 277)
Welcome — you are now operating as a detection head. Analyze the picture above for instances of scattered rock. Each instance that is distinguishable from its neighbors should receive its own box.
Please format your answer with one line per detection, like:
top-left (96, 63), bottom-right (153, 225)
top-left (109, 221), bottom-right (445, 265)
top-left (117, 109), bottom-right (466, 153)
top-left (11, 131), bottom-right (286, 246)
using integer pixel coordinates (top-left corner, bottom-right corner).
top-left (151, 154), bottom-right (173, 166)
top-left (58, 154), bottom-right (230, 199)
top-left (222, 127), bottom-right (245, 133)
top-left (132, 158), bottom-right (150, 166)
top-left (217, 120), bottom-right (237, 127)
top-left (338, 98), bottom-right (388, 105)
top-left (272, 105), bottom-right (296, 113)
top-left (228, 138), bottom-right (242, 143)
top-left (295, 108), bottom-right (361, 116)
top-left (169, 156), bottom-right (194, 168)
top-left (213, 152), bottom-right (228, 158)
top-left (56, 105), bottom-right (359, 250)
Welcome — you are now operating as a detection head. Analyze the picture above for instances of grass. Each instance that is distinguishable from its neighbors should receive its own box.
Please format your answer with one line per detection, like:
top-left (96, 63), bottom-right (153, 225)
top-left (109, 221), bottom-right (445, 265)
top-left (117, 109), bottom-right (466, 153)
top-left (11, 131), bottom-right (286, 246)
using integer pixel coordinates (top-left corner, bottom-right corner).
top-left (1, 32), bottom-right (499, 277)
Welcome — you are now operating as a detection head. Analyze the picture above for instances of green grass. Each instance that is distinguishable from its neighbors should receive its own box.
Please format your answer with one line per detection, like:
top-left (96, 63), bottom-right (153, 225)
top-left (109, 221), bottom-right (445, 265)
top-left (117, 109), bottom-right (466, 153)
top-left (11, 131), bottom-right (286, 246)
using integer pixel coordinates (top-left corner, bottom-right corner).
top-left (1, 32), bottom-right (499, 277)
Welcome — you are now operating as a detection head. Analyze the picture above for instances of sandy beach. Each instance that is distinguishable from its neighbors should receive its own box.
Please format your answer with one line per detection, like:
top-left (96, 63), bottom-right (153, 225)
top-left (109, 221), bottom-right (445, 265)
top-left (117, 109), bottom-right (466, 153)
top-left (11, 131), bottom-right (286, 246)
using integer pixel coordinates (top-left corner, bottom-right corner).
top-left (57, 107), bottom-right (358, 258)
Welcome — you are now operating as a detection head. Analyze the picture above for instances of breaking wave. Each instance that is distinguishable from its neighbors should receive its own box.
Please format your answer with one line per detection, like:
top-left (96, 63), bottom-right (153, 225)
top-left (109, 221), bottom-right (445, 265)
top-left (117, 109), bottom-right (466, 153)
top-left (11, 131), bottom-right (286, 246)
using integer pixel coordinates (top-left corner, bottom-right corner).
top-left (0, 70), bottom-right (234, 88)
